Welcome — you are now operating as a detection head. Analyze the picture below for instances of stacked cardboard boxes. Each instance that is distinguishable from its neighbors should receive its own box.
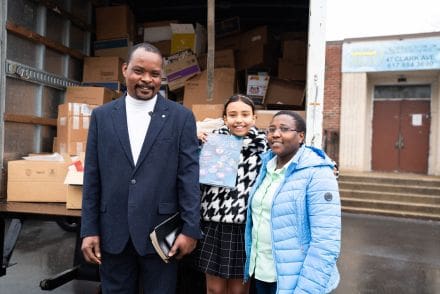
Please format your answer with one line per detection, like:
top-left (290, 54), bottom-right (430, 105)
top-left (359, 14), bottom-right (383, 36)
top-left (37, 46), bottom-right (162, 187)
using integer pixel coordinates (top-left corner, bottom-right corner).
top-left (94, 5), bottom-right (135, 61)
top-left (56, 103), bottom-right (96, 155)
top-left (278, 37), bottom-right (307, 81)
top-left (143, 22), bottom-right (207, 57)
top-left (183, 68), bottom-right (235, 109)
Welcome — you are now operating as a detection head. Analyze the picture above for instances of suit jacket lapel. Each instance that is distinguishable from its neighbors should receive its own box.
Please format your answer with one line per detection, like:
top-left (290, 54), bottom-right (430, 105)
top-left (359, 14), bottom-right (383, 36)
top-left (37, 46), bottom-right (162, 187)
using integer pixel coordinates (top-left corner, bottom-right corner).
top-left (134, 95), bottom-right (169, 172)
top-left (111, 96), bottom-right (135, 167)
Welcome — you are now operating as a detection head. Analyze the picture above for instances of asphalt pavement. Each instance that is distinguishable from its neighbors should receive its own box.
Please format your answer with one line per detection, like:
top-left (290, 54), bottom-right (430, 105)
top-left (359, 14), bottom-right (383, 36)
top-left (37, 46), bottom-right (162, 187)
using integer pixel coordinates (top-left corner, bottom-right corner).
top-left (0, 212), bottom-right (439, 294)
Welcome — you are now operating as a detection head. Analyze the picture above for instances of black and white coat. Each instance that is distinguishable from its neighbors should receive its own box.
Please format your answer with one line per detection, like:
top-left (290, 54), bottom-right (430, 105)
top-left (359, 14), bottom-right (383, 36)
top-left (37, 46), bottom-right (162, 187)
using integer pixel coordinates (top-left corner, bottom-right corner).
top-left (200, 126), bottom-right (268, 224)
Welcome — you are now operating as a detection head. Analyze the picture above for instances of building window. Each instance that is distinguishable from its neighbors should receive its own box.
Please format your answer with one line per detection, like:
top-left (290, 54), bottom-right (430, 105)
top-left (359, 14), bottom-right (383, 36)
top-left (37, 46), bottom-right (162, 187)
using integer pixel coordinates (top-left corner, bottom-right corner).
top-left (374, 85), bottom-right (431, 100)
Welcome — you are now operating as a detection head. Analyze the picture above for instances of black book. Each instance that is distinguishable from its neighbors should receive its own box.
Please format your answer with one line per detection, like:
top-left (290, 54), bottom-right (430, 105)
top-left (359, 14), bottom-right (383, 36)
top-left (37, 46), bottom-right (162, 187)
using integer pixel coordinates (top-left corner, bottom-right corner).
top-left (149, 212), bottom-right (183, 263)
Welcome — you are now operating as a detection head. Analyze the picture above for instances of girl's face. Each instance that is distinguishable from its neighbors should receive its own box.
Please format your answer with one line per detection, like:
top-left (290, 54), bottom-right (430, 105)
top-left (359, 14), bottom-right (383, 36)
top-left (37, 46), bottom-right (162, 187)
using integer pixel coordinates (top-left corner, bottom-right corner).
top-left (223, 100), bottom-right (256, 137)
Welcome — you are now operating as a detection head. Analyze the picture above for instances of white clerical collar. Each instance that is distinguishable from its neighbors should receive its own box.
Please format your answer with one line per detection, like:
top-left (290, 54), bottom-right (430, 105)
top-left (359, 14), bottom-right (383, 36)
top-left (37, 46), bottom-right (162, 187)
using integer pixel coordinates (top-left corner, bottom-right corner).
top-left (126, 93), bottom-right (157, 108)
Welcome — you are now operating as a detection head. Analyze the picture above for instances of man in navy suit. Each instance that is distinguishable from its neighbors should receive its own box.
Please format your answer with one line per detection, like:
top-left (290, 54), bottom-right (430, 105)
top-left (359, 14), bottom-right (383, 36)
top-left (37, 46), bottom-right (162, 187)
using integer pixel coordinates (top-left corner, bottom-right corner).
top-left (80, 42), bottom-right (201, 293)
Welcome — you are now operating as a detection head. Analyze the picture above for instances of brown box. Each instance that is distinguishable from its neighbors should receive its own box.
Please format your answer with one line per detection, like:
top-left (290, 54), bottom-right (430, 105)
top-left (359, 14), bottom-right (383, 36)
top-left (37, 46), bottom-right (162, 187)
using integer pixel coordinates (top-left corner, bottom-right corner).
top-left (66, 86), bottom-right (117, 105)
top-left (66, 185), bottom-right (82, 209)
top-left (7, 160), bottom-right (68, 202)
top-left (265, 78), bottom-right (305, 107)
top-left (152, 40), bottom-right (172, 56)
top-left (96, 5), bottom-right (135, 40)
top-left (57, 141), bottom-right (87, 156)
top-left (283, 40), bottom-right (307, 64)
top-left (281, 31), bottom-right (308, 41)
top-left (240, 26), bottom-right (271, 50)
top-left (183, 68), bottom-right (236, 109)
top-left (83, 57), bottom-right (124, 84)
top-left (192, 104), bottom-right (224, 121)
top-left (255, 110), bottom-right (306, 130)
top-left (237, 44), bottom-right (276, 71)
top-left (64, 156), bottom-right (84, 209)
top-left (93, 38), bottom-right (132, 61)
top-left (144, 20), bottom-right (179, 28)
top-left (165, 50), bottom-right (201, 91)
top-left (198, 49), bottom-right (235, 70)
top-left (57, 103), bottom-right (96, 155)
top-left (278, 59), bottom-right (306, 81)
top-left (216, 16), bottom-right (240, 38)
top-left (255, 110), bottom-right (280, 129)
top-left (215, 34), bottom-right (241, 51)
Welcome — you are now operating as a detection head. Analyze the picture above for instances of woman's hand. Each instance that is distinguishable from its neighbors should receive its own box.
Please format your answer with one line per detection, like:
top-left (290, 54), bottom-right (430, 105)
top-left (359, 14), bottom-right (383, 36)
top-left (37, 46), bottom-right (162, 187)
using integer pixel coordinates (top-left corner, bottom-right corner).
top-left (197, 132), bottom-right (208, 143)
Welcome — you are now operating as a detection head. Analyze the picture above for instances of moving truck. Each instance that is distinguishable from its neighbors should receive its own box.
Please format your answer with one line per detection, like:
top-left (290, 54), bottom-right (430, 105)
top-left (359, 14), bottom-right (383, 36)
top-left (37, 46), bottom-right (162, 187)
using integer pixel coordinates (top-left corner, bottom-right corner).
top-left (0, 0), bottom-right (327, 289)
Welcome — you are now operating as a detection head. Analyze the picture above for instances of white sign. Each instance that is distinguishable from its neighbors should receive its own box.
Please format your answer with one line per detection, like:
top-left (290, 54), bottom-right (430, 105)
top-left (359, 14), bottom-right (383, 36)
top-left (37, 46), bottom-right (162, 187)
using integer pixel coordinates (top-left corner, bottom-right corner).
top-left (412, 114), bottom-right (422, 126)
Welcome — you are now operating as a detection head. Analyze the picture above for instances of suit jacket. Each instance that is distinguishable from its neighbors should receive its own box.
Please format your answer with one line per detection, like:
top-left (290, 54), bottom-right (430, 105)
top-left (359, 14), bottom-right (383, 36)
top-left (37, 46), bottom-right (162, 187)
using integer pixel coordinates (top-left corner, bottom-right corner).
top-left (80, 94), bottom-right (201, 256)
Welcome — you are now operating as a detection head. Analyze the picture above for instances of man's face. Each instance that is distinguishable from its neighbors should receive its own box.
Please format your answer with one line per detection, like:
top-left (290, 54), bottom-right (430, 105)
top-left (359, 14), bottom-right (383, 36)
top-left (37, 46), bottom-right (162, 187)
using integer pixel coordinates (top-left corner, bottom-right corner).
top-left (122, 48), bottom-right (163, 101)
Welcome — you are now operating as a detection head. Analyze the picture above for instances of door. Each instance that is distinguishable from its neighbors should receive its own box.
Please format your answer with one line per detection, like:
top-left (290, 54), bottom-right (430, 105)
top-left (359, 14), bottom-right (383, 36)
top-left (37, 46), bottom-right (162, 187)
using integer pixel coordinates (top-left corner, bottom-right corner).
top-left (372, 85), bottom-right (431, 174)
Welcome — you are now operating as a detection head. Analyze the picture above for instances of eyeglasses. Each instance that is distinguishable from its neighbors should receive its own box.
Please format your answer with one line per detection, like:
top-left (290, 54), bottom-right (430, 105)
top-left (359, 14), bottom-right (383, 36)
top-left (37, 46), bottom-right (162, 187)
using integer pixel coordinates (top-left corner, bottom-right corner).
top-left (266, 126), bottom-right (300, 135)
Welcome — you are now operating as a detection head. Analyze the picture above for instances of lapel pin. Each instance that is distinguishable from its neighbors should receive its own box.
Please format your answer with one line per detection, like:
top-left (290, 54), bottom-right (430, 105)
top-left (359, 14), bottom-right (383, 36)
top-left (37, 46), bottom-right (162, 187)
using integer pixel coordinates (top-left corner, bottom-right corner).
top-left (162, 114), bottom-right (166, 118)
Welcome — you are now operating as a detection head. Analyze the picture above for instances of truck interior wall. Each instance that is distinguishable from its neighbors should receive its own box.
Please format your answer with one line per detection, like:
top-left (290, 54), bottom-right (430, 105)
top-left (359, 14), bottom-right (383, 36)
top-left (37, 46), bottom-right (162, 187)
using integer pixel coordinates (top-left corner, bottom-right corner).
top-left (1, 0), bottom-right (91, 198)
top-left (0, 0), bottom-right (314, 198)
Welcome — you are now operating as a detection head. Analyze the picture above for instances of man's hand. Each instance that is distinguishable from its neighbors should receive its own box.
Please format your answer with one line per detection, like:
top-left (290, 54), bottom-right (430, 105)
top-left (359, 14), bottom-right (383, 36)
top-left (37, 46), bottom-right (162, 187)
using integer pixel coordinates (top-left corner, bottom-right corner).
top-left (81, 235), bottom-right (102, 265)
top-left (168, 234), bottom-right (197, 260)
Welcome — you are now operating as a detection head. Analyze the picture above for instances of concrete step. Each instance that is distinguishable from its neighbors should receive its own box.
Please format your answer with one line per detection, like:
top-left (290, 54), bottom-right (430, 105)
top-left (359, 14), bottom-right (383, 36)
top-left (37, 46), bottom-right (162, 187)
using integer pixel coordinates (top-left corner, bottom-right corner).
top-left (341, 206), bottom-right (440, 221)
top-left (339, 174), bottom-right (440, 187)
top-left (338, 181), bottom-right (440, 195)
top-left (340, 189), bottom-right (440, 204)
top-left (341, 197), bottom-right (440, 214)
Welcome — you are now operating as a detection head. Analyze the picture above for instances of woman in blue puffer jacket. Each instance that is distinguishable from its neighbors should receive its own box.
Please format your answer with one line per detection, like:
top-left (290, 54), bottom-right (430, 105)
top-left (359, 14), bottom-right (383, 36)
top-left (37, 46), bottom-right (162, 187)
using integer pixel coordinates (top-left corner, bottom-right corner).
top-left (244, 110), bottom-right (341, 294)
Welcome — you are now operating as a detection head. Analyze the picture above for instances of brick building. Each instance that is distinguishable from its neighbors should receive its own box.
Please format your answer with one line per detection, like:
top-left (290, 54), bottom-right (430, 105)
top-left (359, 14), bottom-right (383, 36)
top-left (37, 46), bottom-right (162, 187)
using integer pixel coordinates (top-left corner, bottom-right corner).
top-left (323, 33), bottom-right (440, 176)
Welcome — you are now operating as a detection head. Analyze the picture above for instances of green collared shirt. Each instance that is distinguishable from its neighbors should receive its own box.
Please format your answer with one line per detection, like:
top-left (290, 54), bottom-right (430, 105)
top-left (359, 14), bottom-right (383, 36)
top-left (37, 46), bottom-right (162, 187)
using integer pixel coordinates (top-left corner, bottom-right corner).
top-left (249, 155), bottom-right (291, 282)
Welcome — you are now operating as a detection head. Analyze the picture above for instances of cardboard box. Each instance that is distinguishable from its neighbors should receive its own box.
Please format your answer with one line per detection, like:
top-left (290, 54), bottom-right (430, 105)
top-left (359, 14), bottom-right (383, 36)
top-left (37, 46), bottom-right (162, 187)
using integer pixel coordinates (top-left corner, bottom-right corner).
top-left (64, 154), bottom-right (84, 209)
top-left (192, 104), bottom-right (224, 121)
top-left (255, 110), bottom-right (306, 129)
top-left (183, 68), bottom-right (236, 109)
top-left (265, 78), bottom-right (305, 107)
top-left (66, 185), bottom-right (82, 209)
top-left (57, 141), bottom-right (87, 156)
top-left (66, 86), bottom-right (117, 105)
top-left (57, 103), bottom-right (96, 155)
top-left (95, 5), bottom-right (135, 40)
top-left (215, 34), bottom-right (241, 51)
top-left (282, 40), bottom-right (307, 64)
top-left (198, 49), bottom-right (235, 71)
top-left (216, 16), bottom-right (240, 38)
top-left (237, 44), bottom-right (277, 71)
top-left (194, 23), bottom-right (207, 56)
top-left (143, 20), bottom-right (179, 28)
top-left (240, 26), bottom-right (270, 50)
top-left (255, 110), bottom-right (280, 130)
top-left (144, 25), bottom-right (172, 43)
top-left (7, 160), bottom-right (68, 202)
top-left (82, 81), bottom-right (126, 93)
top-left (83, 57), bottom-right (124, 84)
top-left (152, 40), bottom-right (172, 56)
top-left (93, 38), bottom-right (132, 61)
top-left (278, 59), bottom-right (306, 81)
top-left (165, 50), bottom-right (201, 91)
top-left (58, 103), bottom-right (96, 118)
top-left (170, 23), bottom-right (196, 54)
top-left (281, 31), bottom-right (308, 41)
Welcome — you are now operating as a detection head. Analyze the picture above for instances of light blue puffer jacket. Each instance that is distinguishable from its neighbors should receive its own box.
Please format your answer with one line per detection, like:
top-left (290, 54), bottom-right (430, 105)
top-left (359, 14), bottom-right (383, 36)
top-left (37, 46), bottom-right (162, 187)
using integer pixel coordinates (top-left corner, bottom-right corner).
top-left (244, 145), bottom-right (341, 294)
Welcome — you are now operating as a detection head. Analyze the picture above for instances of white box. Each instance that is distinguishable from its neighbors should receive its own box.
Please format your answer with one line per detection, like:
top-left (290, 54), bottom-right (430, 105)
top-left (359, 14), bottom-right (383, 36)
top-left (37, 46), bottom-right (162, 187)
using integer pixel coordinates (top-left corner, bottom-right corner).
top-left (144, 25), bottom-right (172, 42)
